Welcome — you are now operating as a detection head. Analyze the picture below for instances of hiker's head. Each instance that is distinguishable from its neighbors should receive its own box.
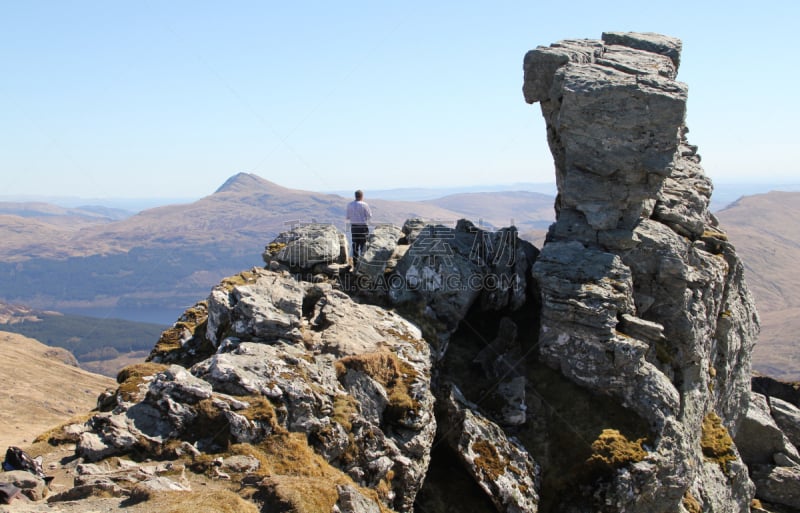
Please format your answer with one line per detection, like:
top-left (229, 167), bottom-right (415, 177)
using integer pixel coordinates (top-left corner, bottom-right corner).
top-left (355, 190), bottom-right (363, 200)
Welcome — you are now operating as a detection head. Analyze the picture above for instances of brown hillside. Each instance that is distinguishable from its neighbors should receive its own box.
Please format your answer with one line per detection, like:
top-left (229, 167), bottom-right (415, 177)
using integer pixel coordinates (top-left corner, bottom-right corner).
top-left (0, 173), bottom-right (469, 262)
top-left (716, 191), bottom-right (800, 380)
top-left (0, 331), bottom-right (114, 449)
top-left (0, 174), bottom-right (561, 328)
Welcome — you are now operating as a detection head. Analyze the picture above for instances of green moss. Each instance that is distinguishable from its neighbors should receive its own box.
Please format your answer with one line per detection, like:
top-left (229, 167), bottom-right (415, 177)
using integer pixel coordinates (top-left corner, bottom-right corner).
top-left (654, 338), bottom-right (676, 365)
top-left (701, 412), bottom-right (737, 472)
top-left (585, 429), bottom-right (648, 476)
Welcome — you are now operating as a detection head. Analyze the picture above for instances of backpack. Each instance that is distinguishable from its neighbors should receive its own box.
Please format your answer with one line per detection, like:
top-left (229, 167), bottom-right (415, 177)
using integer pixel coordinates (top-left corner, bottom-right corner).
top-left (3, 446), bottom-right (51, 483)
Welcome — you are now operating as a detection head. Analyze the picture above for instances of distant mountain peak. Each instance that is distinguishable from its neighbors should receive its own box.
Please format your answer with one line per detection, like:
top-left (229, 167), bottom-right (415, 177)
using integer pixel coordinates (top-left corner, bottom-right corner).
top-left (214, 173), bottom-right (288, 194)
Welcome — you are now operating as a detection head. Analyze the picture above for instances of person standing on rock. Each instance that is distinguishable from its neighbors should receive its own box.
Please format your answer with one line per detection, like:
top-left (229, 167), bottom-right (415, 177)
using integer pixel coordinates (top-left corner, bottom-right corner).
top-left (346, 189), bottom-right (372, 266)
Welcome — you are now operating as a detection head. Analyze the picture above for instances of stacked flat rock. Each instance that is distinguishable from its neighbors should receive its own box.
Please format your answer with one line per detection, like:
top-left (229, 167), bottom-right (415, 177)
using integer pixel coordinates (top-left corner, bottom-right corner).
top-left (525, 32), bottom-right (760, 512)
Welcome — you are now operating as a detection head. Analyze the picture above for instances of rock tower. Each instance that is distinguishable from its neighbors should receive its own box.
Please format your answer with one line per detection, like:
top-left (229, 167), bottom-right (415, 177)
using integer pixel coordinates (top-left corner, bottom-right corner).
top-left (524, 32), bottom-right (759, 511)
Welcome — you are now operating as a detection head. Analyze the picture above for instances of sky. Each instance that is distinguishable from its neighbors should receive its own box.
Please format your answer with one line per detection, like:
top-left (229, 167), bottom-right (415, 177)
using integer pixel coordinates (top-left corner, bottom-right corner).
top-left (2, 1), bottom-right (799, 200)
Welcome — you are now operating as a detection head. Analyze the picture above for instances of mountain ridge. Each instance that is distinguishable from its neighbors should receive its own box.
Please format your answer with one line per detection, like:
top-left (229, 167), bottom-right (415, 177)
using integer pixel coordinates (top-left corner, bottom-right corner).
top-left (0, 178), bottom-right (797, 381)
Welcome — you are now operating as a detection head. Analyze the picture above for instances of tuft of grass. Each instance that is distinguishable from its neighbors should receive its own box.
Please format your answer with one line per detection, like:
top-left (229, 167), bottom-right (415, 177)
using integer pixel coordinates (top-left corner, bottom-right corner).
top-left (682, 491), bottom-right (702, 513)
top-left (250, 431), bottom-right (395, 513)
top-left (219, 269), bottom-right (261, 291)
top-left (130, 489), bottom-right (260, 513)
top-left (264, 242), bottom-right (287, 258)
top-left (701, 229), bottom-right (728, 242)
top-left (337, 351), bottom-right (419, 424)
top-left (147, 301), bottom-right (214, 367)
top-left (32, 412), bottom-right (95, 446)
top-left (258, 475), bottom-right (339, 513)
top-left (331, 395), bottom-right (359, 432)
top-left (701, 412), bottom-right (737, 472)
top-left (237, 395), bottom-right (278, 426)
top-left (116, 362), bottom-right (170, 402)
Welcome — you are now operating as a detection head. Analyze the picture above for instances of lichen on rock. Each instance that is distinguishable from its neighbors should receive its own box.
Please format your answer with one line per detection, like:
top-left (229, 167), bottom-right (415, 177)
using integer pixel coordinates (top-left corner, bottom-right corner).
top-left (524, 31), bottom-right (759, 512)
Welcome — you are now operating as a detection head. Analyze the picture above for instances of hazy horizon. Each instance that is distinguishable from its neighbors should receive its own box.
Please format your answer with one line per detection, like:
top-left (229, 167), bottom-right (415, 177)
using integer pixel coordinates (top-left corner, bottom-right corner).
top-left (1, 175), bottom-right (799, 214)
top-left (2, 2), bottom-right (799, 200)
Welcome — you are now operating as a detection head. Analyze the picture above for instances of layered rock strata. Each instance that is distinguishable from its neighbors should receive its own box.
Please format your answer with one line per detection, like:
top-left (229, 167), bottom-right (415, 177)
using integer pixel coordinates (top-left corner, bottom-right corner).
top-left (524, 32), bottom-right (759, 511)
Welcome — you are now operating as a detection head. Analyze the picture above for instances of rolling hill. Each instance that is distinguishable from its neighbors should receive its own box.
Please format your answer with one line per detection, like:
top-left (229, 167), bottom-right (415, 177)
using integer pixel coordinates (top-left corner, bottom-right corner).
top-left (0, 173), bottom-right (474, 323)
top-left (0, 331), bottom-right (114, 449)
top-left (0, 301), bottom-right (166, 377)
top-left (716, 191), bottom-right (800, 380)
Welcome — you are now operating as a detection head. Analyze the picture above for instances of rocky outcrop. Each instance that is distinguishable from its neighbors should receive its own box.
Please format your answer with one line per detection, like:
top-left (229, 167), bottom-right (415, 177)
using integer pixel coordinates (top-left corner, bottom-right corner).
top-left (440, 386), bottom-right (540, 513)
top-left (388, 219), bottom-right (537, 354)
top-left (735, 393), bottom-right (800, 466)
top-left (524, 32), bottom-right (759, 512)
top-left (59, 268), bottom-right (435, 513)
top-left (728, 388), bottom-right (800, 511)
top-left (769, 397), bottom-right (800, 449)
top-left (0, 470), bottom-right (48, 501)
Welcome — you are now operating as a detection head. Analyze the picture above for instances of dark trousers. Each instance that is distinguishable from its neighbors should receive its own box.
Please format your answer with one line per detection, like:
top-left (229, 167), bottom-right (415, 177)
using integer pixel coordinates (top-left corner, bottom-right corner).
top-left (351, 224), bottom-right (369, 260)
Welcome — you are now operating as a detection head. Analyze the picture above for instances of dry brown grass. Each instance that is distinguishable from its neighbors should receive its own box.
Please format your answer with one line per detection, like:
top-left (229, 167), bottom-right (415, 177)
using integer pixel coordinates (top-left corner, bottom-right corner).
top-left (32, 412), bottom-right (94, 446)
top-left (331, 394), bottom-right (359, 432)
top-left (258, 475), bottom-right (339, 513)
top-left (682, 491), bottom-right (702, 513)
top-left (219, 269), bottom-right (262, 291)
top-left (337, 351), bottom-right (419, 423)
top-left (148, 301), bottom-right (210, 363)
top-left (0, 331), bottom-right (114, 449)
top-left (115, 362), bottom-right (170, 402)
top-left (235, 431), bottom-right (394, 513)
top-left (132, 489), bottom-right (260, 513)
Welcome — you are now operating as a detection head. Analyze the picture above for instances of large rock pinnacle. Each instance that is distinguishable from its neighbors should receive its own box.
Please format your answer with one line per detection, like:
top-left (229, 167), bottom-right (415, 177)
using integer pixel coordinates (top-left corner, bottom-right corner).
top-left (525, 32), bottom-right (760, 512)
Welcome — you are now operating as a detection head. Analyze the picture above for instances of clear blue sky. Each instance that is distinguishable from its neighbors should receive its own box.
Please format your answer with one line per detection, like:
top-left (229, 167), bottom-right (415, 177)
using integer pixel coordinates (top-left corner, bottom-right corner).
top-left (2, 1), bottom-right (798, 199)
